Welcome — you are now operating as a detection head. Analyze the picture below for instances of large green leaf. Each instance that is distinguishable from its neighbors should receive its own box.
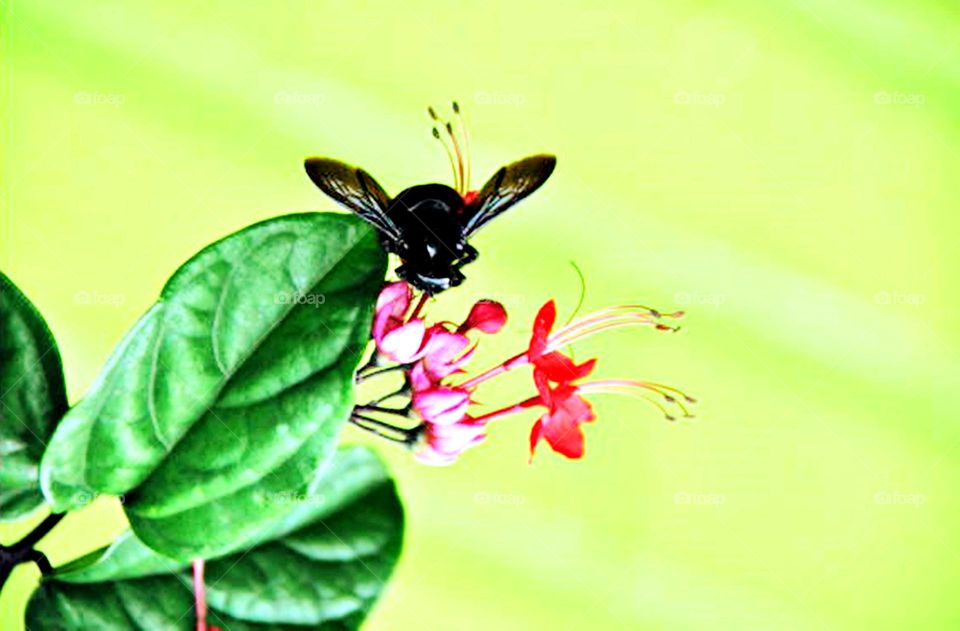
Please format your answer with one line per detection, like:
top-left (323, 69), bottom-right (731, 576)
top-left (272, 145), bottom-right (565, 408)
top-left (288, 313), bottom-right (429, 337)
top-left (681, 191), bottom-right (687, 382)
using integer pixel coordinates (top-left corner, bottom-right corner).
top-left (39, 213), bottom-right (386, 559)
top-left (26, 446), bottom-right (404, 630)
top-left (0, 272), bottom-right (68, 520)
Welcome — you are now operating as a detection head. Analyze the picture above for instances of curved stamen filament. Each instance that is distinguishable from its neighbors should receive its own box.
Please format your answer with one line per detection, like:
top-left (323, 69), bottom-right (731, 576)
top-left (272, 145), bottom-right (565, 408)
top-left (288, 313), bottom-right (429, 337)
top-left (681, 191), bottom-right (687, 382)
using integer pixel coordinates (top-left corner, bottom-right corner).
top-left (579, 380), bottom-right (696, 419)
top-left (547, 317), bottom-right (679, 352)
top-left (432, 126), bottom-right (460, 192)
top-left (548, 306), bottom-right (682, 346)
top-left (453, 101), bottom-right (471, 191)
top-left (445, 122), bottom-right (466, 195)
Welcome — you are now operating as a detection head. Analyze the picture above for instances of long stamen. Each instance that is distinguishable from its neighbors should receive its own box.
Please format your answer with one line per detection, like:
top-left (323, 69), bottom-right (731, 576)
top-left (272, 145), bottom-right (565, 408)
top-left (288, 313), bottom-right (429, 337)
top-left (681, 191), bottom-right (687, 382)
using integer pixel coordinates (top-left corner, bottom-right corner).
top-left (453, 101), bottom-right (471, 191)
top-left (579, 380), bottom-right (697, 420)
top-left (432, 125), bottom-right (460, 192)
top-left (458, 305), bottom-right (684, 391)
top-left (548, 319), bottom-right (682, 353)
top-left (548, 307), bottom-right (683, 351)
top-left (445, 121), bottom-right (466, 195)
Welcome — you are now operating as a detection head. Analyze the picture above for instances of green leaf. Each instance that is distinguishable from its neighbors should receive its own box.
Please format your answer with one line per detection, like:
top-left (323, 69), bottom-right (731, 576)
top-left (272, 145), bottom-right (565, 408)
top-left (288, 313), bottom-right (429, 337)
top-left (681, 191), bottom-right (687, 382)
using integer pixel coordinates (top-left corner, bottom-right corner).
top-left (0, 271), bottom-right (69, 520)
top-left (27, 446), bottom-right (404, 630)
top-left (39, 213), bottom-right (386, 559)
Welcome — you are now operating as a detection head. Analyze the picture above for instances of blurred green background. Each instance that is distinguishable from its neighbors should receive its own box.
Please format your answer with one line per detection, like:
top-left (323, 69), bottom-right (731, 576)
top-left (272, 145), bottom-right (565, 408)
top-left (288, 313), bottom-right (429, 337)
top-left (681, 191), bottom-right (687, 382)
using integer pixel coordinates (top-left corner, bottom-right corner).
top-left (2, 0), bottom-right (959, 628)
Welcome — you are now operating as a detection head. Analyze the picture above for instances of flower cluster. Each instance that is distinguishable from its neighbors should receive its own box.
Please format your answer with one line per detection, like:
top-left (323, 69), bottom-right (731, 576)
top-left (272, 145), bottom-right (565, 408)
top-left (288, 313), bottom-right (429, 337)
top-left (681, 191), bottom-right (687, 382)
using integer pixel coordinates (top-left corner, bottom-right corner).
top-left (352, 282), bottom-right (695, 465)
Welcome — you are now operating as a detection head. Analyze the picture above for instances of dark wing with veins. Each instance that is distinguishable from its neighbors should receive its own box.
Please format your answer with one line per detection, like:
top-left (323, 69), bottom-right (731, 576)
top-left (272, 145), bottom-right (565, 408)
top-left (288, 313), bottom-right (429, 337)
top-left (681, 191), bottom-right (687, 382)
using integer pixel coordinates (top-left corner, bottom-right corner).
top-left (461, 154), bottom-right (556, 237)
top-left (304, 157), bottom-right (400, 241)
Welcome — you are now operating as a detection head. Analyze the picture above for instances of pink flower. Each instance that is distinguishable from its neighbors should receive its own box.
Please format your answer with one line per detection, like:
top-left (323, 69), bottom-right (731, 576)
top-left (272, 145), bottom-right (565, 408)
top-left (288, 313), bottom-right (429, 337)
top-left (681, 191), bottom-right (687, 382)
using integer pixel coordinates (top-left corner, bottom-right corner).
top-left (415, 416), bottom-right (488, 465)
top-left (359, 282), bottom-right (694, 466)
top-left (371, 282), bottom-right (430, 363)
top-left (411, 386), bottom-right (471, 426)
top-left (447, 300), bottom-right (691, 461)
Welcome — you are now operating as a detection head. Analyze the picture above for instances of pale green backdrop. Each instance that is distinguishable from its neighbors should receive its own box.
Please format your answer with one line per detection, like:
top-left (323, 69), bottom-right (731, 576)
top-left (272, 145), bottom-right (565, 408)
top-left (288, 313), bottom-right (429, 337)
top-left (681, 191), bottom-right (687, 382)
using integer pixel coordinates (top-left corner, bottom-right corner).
top-left (2, 1), bottom-right (958, 629)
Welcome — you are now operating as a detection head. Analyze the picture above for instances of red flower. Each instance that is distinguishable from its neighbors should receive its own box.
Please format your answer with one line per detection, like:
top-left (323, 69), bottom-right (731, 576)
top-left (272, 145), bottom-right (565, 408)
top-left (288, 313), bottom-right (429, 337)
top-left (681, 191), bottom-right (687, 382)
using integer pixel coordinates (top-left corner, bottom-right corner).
top-left (360, 282), bottom-right (694, 466)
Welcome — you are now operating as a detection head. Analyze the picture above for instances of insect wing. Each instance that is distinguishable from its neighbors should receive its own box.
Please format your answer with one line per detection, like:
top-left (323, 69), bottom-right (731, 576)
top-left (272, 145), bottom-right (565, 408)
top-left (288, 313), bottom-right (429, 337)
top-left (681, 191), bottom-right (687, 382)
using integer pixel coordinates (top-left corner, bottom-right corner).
top-left (461, 154), bottom-right (556, 236)
top-left (304, 157), bottom-right (401, 241)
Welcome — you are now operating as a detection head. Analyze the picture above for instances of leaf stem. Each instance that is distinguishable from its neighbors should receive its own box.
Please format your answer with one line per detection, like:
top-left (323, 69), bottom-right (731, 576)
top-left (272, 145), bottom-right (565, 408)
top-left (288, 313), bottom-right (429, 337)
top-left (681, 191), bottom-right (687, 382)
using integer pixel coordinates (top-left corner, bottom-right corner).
top-left (350, 414), bottom-right (421, 445)
top-left (355, 364), bottom-right (406, 383)
top-left (0, 512), bottom-right (66, 592)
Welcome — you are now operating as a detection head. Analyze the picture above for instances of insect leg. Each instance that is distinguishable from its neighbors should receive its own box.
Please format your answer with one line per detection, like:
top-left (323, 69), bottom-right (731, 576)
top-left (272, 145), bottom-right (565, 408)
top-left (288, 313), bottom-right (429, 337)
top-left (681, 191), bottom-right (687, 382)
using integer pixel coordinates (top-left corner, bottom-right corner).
top-left (460, 244), bottom-right (478, 264)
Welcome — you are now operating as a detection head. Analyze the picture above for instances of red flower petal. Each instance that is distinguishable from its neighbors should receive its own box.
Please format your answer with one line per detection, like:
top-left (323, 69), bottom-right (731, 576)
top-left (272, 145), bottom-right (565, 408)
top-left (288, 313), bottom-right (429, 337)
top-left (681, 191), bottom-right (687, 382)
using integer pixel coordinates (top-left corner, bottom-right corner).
top-left (528, 300), bottom-right (556, 360)
top-left (533, 368), bottom-right (553, 406)
top-left (458, 300), bottom-right (508, 334)
top-left (529, 418), bottom-right (544, 460)
top-left (541, 409), bottom-right (586, 459)
top-left (534, 352), bottom-right (596, 384)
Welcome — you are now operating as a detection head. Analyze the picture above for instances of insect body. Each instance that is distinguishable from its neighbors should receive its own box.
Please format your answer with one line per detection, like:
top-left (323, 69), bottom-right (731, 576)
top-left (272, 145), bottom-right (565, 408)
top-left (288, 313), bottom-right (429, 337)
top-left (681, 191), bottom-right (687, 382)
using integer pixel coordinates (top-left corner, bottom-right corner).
top-left (304, 103), bottom-right (555, 294)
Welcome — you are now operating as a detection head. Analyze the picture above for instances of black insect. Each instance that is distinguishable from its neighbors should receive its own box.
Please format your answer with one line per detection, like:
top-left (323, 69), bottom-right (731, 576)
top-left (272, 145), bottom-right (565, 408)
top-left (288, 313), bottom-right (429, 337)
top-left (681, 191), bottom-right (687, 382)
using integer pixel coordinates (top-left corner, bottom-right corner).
top-left (304, 102), bottom-right (555, 294)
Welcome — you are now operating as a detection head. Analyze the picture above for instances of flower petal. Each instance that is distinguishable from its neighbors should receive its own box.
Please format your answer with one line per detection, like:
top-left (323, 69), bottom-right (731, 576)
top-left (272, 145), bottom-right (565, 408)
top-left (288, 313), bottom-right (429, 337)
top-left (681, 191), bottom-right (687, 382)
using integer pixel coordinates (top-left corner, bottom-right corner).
top-left (535, 352), bottom-right (596, 384)
top-left (376, 281), bottom-right (412, 313)
top-left (541, 410), bottom-right (586, 459)
top-left (458, 300), bottom-right (507, 334)
top-left (413, 386), bottom-right (471, 425)
top-left (528, 300), bottom-right (556, 360)
top-left (529, 418), bottom-right (544, 461)
top-left (379, 320), bottom-right (427, 363)
top-left (373, 282), bottom-right (414, 344)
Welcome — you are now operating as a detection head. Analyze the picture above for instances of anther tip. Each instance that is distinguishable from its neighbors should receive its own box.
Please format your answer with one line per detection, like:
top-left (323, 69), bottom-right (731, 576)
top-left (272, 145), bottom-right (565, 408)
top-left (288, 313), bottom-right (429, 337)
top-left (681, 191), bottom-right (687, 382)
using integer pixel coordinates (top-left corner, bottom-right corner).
top-left (665, 415), bottom-right (676, 422)
top-left (685, 397), bottom-right (698, 404)
top-left (452, 100), bottom-right (460, 113)
top-left (432, 127), bottom-right (441, 139)
top-left (428, 106), bottom-right (438, 120)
